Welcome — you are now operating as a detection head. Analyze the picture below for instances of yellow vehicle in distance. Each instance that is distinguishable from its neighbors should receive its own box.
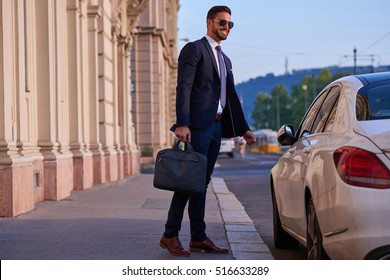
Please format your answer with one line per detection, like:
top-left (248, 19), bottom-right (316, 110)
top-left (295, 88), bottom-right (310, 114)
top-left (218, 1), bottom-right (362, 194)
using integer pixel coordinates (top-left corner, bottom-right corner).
top-left (250, 129), bottom-right (281, 154)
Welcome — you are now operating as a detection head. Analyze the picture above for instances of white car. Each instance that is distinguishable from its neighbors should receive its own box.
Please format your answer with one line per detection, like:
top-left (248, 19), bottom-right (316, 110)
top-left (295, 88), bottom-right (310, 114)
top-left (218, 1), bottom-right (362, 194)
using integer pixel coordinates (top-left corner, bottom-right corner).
top-left (270, 72), bottom-right (390, 259)
top-left (219, 138), bottom-right (235, 158)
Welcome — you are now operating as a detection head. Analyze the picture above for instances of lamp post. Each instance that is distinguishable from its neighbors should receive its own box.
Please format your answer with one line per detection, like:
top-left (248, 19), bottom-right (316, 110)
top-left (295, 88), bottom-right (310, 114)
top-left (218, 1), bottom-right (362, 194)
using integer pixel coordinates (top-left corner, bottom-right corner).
top-left (276, 91), bottom-right (280, 130)
top-left (265, 104), bottom-right (270, 129)
top-left (312, 75), bottom-right (316, 101)
top-left (302, 84), bottom-right (308, 111)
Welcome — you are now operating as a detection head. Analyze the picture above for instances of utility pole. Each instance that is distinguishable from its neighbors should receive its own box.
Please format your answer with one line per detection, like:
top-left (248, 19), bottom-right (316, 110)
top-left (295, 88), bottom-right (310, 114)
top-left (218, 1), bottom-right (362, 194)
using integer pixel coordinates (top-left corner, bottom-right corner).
top-left (353, 47), bottom-right (357, 74)
top-left (342, 47), bottom-right (376, 74)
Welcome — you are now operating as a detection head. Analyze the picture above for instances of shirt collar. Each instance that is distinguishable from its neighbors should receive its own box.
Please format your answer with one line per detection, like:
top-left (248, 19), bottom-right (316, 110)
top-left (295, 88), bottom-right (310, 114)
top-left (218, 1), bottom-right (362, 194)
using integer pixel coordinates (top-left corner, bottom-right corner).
top-left (205, 35), bottom-right (220, 49)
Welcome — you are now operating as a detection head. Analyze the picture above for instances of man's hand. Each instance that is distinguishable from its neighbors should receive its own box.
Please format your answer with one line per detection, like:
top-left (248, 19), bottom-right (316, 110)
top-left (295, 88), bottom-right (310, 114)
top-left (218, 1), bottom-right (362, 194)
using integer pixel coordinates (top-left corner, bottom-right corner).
top-left (175, 126), bottom-right (191, 142)
top-left (243, 130), bottom-right (256, 145)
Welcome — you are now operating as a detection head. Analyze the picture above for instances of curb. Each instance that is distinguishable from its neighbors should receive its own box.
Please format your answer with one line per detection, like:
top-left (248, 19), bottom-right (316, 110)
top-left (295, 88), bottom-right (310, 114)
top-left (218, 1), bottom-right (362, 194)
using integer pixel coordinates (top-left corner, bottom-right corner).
top-left (211, 177), bottom-right (274, 260)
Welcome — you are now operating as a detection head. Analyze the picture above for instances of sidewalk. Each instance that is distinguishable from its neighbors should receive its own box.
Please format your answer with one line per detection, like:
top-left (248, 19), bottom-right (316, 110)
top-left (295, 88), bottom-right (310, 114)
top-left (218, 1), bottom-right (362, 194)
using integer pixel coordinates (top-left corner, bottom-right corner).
top-left (0, 173), bottom-right (273, 260)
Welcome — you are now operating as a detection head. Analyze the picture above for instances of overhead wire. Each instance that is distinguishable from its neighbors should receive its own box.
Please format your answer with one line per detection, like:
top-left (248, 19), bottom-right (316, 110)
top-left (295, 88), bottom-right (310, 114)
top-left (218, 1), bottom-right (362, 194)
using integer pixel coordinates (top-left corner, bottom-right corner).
top-left (358, 31), bottom-right (390, 54)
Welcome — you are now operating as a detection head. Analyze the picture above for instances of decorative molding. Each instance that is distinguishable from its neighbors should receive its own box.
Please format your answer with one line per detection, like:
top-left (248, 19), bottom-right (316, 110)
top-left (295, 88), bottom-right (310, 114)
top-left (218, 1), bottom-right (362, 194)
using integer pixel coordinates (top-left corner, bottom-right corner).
top-left (112, 0), bottom-right (148, 52)
top-left (87, 5), bottom-right (102, 18)
top-left (126, 0), bottom-right (148, 33)
top-left (127, 0), bottom-right (148, 15)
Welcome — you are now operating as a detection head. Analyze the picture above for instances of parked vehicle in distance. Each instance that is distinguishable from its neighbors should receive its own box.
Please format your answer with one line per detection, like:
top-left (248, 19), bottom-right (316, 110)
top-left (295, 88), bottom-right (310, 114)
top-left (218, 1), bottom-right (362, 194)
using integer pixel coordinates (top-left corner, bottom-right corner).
top-left (219, 138), bottom-right (235, 158)
top-left (270, 72), bottom-right (390, 259)
top-left (250, 129), bottom-right (280, 154)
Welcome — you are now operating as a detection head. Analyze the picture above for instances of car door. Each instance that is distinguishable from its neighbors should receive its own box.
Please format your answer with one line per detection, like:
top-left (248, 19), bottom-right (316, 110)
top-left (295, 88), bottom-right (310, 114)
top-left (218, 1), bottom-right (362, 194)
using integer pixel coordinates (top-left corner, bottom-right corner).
top-left (277, 91), bottom-right (327, 230)
top-left (287, 86), bottom-right (341, 236)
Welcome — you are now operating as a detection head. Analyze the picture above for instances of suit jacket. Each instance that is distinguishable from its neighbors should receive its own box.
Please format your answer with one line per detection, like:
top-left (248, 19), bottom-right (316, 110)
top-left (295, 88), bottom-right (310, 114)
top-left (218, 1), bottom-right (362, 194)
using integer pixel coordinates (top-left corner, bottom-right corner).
top-left (175, 36), bottom-right (250, 138)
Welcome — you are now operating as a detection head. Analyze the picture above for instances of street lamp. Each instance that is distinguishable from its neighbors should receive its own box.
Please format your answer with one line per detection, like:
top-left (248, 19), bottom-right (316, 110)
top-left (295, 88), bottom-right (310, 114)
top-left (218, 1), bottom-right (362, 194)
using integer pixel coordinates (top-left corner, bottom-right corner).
top-left (265, 104), bottom-right (270, 129)
top-left (276, 91), bottom-right (280, 129)
top-left (302, 84), bottom-right (308, 111)
top-left (312, 75), bottom-right (316, 101)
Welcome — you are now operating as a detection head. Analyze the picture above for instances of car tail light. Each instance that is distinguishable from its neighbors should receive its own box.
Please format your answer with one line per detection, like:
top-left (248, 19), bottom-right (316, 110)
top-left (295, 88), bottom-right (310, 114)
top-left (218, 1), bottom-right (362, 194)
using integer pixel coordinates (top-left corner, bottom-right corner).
top-left (333, 146), bottom-right (390, 189)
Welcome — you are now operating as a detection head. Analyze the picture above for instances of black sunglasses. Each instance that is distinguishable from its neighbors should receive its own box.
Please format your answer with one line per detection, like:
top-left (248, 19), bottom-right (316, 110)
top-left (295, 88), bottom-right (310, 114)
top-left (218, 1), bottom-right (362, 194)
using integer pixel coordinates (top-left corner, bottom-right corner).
top-left (212, 19), bottom-right (234, 29)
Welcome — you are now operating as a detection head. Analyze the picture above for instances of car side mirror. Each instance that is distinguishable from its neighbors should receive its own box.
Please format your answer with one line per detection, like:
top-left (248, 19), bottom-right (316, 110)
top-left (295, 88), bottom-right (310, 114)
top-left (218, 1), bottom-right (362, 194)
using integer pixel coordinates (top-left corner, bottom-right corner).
top-left (277, 124), bottom-right (294, 146)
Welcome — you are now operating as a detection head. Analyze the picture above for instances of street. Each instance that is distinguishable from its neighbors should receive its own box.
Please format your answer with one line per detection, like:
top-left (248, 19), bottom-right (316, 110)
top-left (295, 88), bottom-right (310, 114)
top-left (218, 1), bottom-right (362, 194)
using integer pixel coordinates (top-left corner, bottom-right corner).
top-left (214, 151), bottom-right (307, 260)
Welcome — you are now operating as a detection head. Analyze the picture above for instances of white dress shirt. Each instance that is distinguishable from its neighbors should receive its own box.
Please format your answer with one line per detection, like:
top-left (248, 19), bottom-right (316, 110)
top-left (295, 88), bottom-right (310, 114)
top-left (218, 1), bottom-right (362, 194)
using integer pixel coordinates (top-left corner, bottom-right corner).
top-left (205, 35), bottom-right (226, 114)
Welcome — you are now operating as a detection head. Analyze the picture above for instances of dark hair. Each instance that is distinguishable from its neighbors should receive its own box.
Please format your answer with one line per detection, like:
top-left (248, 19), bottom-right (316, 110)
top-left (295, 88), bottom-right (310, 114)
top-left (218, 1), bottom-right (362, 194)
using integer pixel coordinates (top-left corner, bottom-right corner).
top-left (207, 6), bottom-right (231, 20)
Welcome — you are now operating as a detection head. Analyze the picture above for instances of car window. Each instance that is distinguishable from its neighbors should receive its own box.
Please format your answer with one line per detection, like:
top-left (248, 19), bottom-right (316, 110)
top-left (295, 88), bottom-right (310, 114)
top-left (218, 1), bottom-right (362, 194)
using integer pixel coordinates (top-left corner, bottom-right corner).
top-left (323, 103), bottom-right (338, 132)
top-left (366, 84), bottom-right (390, 120)
top-left (313, 87), bottom-right (340, 133)
top-left (356, 94), bottom-right (370, 121)
top-left (297, 87), bottom-right (330, 138)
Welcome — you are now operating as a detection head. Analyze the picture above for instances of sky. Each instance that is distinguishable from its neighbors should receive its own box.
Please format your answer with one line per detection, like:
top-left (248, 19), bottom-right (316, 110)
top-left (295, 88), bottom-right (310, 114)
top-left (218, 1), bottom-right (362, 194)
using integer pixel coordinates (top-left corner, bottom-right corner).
top-left (178, 0), bottom-right (390, 83)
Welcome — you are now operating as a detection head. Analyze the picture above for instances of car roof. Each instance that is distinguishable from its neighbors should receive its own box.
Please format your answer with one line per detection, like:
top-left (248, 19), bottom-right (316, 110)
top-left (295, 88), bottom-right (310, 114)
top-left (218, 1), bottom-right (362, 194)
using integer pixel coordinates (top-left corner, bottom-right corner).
top-left (354, 71), bottom-right (390, 85)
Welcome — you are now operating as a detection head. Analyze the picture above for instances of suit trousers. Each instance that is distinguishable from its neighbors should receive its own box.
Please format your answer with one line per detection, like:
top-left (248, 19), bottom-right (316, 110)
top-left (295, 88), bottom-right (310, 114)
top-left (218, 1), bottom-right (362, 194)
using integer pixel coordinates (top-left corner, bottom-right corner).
top-left (164, 120), bottom-right (222, 241)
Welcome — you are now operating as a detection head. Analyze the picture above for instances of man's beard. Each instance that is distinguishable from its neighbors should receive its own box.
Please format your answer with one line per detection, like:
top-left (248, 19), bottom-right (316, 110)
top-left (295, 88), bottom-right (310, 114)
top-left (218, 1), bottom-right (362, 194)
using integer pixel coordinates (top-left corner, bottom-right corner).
top-left (213, 28), bottom-right (228, 41)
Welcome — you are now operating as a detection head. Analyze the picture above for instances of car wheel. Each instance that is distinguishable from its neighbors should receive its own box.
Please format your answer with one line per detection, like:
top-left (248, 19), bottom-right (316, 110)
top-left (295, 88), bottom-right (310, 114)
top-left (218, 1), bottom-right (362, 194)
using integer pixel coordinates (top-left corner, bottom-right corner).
top-left (306, 197), bottom-right (329, 259)
top-left (272, 187), bottom-right (299, 248)
top-left (228, 152), bottom-right (234, 158)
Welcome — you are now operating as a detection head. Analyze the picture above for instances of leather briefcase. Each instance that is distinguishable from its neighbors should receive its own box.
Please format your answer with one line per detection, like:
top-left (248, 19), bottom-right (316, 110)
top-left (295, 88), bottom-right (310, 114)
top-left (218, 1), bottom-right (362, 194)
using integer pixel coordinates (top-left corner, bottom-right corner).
top-left (153, 141), bottom-right (207, 193)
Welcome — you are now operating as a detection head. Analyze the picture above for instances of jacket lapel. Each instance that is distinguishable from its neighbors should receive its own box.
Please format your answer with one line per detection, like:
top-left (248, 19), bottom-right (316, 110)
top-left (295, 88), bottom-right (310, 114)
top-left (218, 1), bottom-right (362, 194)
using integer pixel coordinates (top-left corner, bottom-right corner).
top-left (221, 52), bottom-right (235, 98)
top-left (201, 37), bottom-right (219, 76)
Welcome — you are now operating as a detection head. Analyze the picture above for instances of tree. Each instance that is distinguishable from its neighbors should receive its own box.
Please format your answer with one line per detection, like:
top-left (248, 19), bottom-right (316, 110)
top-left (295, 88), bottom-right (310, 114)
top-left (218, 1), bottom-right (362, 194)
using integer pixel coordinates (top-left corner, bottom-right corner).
top-left (270, 85), bottom-right (292, 130)
top-left (250, 68), bottom-right (355, 132)
top-left (251, 85), bottom-right (292, 131)
top-left (290, 68), bottom-right (336, 128)
top-left (290, 83), bottom-right (306, 128)
top-left (251, 92), bottom-right (272, 130)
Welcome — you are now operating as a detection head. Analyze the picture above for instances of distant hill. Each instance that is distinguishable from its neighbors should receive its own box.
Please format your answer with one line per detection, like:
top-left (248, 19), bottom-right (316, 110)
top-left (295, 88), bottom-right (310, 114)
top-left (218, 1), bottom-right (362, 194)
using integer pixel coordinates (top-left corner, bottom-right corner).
top-left (236, 65), bottom-right (390, 127)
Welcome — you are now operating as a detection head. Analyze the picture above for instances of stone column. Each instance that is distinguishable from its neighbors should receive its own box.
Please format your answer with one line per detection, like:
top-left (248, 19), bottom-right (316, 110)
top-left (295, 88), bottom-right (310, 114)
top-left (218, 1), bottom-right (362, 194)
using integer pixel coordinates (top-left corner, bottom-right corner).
top-left (87, 4), bottom-right (106, 184)
top-left (36, 0), bottom-right (73, 201)
top-left (67, 0), bottom-right (94, 190)
top-left (0, 0), bottom-right (35, 217)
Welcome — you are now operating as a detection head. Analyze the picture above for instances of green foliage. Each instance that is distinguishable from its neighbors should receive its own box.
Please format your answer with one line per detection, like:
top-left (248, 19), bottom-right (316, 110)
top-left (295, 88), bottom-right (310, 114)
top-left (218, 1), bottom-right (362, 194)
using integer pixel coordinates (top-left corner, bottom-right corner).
top-left (251, 68), bottom-right (352, 130)
top-left (251, 85), bottom-right (292, 130)
top-left (251, 92), bottom-right (272, 130)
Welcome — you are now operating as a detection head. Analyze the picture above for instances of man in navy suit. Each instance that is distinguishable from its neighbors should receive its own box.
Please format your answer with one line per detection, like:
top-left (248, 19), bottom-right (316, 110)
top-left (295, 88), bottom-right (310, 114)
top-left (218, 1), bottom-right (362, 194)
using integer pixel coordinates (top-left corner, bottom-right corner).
top-left (160, 5), bottom-right (256, 256)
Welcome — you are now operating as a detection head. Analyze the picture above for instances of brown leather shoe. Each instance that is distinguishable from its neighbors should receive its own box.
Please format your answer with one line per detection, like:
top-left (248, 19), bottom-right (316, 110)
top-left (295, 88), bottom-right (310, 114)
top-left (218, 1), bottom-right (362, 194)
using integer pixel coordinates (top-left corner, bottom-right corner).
top-left (189, 237), bottom-right (229, 254)
top-left (160, 236), bottom-right (190, 257)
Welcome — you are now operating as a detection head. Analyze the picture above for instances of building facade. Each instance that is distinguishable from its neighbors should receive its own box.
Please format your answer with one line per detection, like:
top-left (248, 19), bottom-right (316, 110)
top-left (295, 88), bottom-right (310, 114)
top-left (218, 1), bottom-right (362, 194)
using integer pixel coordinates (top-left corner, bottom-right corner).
top-left (0, 0), bottom-right (179, 217)
top-left (131, 0), bottom-right (178, 161)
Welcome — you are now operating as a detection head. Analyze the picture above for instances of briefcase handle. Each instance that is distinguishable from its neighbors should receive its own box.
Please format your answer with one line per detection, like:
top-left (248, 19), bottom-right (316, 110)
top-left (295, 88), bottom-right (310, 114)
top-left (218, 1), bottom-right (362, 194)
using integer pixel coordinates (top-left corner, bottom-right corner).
top-left (174, 140), bottom-right (194, 152)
